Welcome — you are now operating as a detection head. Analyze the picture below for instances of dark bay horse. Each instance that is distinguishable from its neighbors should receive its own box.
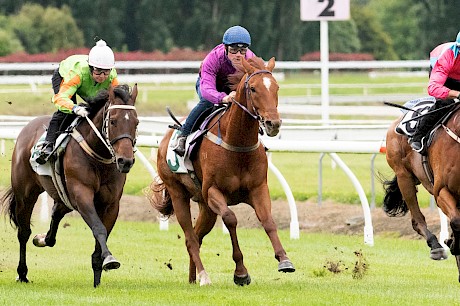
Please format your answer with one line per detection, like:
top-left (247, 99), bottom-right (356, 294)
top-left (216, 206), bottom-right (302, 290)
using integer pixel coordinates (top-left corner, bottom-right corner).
top-left (382, 100), bottom-right (460, 281)
top-left (149, 57), bottom-right (295, 286)
top-left (1, 84), bottom-right (139, 287)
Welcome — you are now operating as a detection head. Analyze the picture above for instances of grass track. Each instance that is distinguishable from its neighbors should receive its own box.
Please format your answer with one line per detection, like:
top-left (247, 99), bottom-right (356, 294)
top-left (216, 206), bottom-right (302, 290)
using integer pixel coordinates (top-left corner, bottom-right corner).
top-left (1, 216), bottom-right (460, 305)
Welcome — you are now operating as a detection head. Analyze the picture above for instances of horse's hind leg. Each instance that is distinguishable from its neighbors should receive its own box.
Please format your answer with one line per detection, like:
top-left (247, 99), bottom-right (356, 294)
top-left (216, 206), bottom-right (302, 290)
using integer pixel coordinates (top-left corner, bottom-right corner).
top-left (250, 187), bottom-right (295, 273)
top-left (396, 174), bottom-right (446, 259)
top-left (13, 190), bottom-right (42, 283)
top-left (33, 201), bottom-right (72, 247)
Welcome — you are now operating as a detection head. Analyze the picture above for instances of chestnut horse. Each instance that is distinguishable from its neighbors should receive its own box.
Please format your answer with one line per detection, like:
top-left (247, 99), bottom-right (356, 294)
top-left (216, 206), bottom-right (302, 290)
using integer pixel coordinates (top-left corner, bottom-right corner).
top-left (382, 101), bottom-right (460, 281)
top-left (1, 84), bottom-right (139, 287)
top-left (150, 57), bottom-right (295, 286)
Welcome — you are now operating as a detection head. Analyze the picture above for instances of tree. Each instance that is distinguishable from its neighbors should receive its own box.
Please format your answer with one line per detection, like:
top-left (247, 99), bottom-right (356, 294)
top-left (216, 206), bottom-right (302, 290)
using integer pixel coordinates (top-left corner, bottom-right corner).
top-left (10, 4), bottom-right (84, 54)
top-left (0, 15), bottom-right (23, 56)
top-left (351, 4), bottom-right (397, 60)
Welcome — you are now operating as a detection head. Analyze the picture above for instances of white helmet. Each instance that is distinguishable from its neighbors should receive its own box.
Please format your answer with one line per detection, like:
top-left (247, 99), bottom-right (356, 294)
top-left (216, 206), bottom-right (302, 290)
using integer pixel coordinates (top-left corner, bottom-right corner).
top-left (88, 40), bottom-right (115, 69)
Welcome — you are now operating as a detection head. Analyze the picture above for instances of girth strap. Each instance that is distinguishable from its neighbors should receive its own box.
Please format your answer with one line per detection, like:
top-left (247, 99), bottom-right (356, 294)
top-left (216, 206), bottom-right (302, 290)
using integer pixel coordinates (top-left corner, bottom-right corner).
top-left (204, 131), bottom-right (260, 152)
top-left (71, 129), bottom-right (114, 164)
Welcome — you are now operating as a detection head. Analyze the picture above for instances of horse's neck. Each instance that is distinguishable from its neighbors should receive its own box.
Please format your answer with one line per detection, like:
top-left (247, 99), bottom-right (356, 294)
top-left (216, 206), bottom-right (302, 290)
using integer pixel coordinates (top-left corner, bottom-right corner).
top-left (77, 111), bottom-right (111, 157)
top-left (221, 91), bottom-right (259, 146)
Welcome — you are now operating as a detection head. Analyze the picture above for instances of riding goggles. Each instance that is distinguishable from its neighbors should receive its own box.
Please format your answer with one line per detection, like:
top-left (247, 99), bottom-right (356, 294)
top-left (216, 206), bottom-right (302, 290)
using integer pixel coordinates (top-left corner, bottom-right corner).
top-left (91, 67), bottom-right (111, 76)
top-left (227, 44), bottom-right (248, 55)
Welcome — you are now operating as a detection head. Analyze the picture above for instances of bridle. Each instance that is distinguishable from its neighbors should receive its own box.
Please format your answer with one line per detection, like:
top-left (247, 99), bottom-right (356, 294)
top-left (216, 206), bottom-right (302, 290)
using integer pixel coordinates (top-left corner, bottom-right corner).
top-left (72, 102), bottom-right (137, 164)
top-left (231, 69), bottom-right (273, 124)
top-left (203, 70), bottom-right (275, 153)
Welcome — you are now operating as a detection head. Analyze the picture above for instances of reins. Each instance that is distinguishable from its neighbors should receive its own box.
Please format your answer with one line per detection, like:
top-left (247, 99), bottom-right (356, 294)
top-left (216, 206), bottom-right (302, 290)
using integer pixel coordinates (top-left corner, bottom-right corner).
top-left (72, 103), bottom-right (137, 164)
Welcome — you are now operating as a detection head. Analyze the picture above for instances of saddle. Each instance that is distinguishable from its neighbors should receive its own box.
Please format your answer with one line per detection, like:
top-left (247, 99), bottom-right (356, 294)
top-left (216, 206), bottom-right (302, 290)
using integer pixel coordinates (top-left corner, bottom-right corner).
top-left (395, 98), bottom-right (460, 185)
top-left (166, 105), bottom-right (228, 172)
top-left (30, 118), bottom-right (82, 210)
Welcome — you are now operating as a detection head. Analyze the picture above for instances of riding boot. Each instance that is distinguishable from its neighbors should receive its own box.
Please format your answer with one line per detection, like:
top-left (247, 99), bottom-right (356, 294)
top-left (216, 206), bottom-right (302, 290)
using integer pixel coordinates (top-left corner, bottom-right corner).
top-left (409, 103), bottom-right (447, 154)
top-left (172, 135), bottom-right (187, 157)
top-left (36, 112), bottom-right (64, 164)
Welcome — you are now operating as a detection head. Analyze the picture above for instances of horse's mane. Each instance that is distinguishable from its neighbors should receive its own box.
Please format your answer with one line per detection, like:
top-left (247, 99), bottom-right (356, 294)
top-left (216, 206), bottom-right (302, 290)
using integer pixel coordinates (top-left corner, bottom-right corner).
top-left (86, 84), bottom-right (131, 113)
top-left (227, 56), bottom-right (267, 91)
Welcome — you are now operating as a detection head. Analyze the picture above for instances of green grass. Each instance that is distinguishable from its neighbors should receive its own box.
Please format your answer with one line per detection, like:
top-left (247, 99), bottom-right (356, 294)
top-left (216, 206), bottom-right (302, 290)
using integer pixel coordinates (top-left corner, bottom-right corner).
top-left (1, 217), bottom-right (459, 305)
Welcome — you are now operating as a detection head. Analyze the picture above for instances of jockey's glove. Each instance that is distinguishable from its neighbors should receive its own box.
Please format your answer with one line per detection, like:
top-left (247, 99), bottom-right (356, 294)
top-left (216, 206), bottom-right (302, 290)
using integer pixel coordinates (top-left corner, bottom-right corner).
top-left (72, 105), bottom-right (89, 117)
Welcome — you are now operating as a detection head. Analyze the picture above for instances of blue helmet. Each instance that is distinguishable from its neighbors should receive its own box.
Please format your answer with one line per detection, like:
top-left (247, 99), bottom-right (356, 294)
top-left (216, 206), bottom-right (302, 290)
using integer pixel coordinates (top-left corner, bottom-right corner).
top-left (222, 26), bottom-right (251, 46)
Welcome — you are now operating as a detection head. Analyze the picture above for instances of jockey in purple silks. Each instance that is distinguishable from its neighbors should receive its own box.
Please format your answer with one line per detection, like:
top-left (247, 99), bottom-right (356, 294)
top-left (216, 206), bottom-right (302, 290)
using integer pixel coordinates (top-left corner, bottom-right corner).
top-left (172, 25), bottom-right (255, 156)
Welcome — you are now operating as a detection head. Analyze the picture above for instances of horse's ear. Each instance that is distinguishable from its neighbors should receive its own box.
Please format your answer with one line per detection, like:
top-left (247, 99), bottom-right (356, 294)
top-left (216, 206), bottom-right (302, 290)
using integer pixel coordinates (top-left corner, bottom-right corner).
top-left (131, 83), bottom-right (138, 104)
top-left (266, 57), bottom-right (275, 72)
top-left (109, 85), bottom-right (115, 101)
top-left (241, 57), bottom-right (255, 74)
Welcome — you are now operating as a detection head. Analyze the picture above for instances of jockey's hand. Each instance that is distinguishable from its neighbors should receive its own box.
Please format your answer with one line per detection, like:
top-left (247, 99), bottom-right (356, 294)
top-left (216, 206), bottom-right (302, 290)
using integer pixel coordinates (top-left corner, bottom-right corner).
top-left (72, 105), bottom-right (89, 117)
top-left (222, 91), bottom-right (236, 103)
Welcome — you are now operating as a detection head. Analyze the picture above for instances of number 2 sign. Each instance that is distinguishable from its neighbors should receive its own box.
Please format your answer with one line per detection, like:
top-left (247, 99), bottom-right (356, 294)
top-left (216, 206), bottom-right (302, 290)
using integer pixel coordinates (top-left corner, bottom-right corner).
top-left (300, 0), bottom-right (350, 21)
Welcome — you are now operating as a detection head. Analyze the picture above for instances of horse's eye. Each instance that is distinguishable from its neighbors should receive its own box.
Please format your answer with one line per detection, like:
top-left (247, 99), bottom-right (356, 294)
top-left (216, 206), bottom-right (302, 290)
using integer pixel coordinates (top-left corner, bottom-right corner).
top-left (250, 86), bottom-right (256, 93)
top-left (110, 119), bottom-right (116, 126)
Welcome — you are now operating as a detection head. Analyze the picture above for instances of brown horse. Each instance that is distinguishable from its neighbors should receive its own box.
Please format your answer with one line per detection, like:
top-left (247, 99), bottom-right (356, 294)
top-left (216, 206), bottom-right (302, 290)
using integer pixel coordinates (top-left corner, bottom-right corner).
top-left (1, 84), bottom-right (139, 287)
top-left (150, 57), bottom-right (295, 286)
top-left (382, 101), bottom-right (460, 281)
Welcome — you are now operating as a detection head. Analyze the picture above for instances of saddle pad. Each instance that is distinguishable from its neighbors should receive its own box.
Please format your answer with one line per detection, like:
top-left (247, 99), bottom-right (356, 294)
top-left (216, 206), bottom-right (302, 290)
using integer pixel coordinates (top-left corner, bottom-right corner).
top-left (30, 132), bottom-right (71, 176)
top-left (166, 130), bottom-right (189, 173)
top-left (395, 97), bottom-right (435, 137)
top-left (30, 132), bottom-right (52, 176)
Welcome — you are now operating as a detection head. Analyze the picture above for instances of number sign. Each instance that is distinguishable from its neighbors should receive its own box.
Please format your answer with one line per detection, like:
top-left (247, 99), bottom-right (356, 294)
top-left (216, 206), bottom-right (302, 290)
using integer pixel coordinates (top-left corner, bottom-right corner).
top-left (300, 0), bottom-right (350, 21)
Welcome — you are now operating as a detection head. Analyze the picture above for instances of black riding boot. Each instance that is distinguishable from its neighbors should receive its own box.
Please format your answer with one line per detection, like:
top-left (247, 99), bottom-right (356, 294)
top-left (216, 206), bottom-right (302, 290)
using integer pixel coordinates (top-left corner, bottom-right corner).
top-left (409, 102), bottom-right (449, 154)
top-left (36, 111), bottom-right (65, 164)
top-left (172, 135), bottom-right (187, 157)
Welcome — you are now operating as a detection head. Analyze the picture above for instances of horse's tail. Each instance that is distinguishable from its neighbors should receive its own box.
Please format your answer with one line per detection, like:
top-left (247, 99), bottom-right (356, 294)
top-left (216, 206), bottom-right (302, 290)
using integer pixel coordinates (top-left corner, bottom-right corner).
top-left (0, 187), bottom-right (19, 228)
top-left (148, 176), bottom-right (174, 217)
top-left (381, 174), bottom-right (408, 217)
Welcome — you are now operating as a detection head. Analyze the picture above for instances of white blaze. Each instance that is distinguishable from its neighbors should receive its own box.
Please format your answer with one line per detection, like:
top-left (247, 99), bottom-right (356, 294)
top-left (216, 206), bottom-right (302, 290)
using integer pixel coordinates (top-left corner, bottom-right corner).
top-left (263, 77), bottom-right (271, 91)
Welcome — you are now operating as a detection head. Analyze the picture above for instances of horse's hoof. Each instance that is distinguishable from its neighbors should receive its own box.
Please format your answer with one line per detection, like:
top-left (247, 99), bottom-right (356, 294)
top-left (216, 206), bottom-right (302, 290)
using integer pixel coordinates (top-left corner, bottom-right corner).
top-left (233, 273), bottom-right (251, 286)
top-left (32, 233), bottom-right (47, 247)
top-left (16, 275), bottom-right (29, 283)
top-left (102, 255), bottom-right (120, 271)
top-left (278, 260), bottom-right (295, 273)
top-left (198, 270), bottom-right (212, 286)
top-left (430, 247), bottom-right (448, 260)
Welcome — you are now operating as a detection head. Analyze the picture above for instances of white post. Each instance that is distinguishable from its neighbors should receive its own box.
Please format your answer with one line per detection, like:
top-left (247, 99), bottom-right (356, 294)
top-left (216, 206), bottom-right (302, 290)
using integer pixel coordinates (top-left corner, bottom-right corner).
top-left (320, 20), bottom-right (330, 124)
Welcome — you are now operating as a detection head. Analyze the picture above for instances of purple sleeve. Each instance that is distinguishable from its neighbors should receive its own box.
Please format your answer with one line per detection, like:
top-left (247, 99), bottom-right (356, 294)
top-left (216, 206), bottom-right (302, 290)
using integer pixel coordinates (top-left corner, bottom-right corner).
top-left (199, 51), bottom-right (226, 104)
top-left (199, 46), bottom-right (256, 104)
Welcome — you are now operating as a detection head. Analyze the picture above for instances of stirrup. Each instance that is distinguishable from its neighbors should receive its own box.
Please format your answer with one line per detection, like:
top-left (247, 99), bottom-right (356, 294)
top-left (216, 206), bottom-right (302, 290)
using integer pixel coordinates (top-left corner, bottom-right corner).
top-left (36, 142), bottom-right (54, 164)
top-left (172, 136), bottom-right (186, 157)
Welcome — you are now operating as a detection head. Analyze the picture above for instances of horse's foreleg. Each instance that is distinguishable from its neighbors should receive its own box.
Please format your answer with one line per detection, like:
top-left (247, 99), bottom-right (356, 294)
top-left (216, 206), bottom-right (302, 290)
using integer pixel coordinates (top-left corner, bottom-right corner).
top-left (92, 245), bottom-right (103, 287)
top-left (436, 188), bottom-right (460, 260)
top-left (250, 186), bottom-right (295, 273)
top-left (33, 201), bottom-right (72, 247)
top-left (207, 187), bottom-right (250, 286)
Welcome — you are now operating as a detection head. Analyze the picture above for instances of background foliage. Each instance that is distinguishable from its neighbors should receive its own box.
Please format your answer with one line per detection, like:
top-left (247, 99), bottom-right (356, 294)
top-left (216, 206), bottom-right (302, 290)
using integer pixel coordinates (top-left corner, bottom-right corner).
top-left (0, 0), bottom-right (458, 60)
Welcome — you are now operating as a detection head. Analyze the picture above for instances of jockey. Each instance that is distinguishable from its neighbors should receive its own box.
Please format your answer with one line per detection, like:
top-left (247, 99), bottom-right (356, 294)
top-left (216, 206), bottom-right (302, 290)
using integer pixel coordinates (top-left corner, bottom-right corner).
top-left (172, 25), bottom-right (256, 157)
top-left (410, 31), bottom-right (460, 154)
top-left (36, 39), bottom-right (119, 164)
